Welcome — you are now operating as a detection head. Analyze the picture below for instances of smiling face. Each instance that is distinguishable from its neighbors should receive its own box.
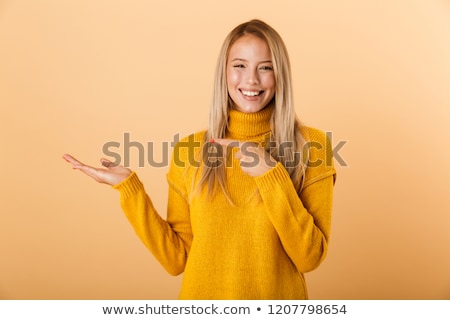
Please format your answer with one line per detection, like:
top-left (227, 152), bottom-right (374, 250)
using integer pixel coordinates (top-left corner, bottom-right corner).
top-left (226, 34), bottom-right (275, 113)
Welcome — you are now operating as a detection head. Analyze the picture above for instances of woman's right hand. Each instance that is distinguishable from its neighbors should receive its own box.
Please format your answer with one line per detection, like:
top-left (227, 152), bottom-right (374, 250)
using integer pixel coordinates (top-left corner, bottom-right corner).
top-left (63, 154), bottom-right (132, 186)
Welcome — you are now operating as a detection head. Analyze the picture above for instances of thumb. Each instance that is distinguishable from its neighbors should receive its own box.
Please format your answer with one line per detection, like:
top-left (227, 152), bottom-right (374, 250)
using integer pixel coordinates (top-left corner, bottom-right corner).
top-left (100, 158), bottom-right (118, 168)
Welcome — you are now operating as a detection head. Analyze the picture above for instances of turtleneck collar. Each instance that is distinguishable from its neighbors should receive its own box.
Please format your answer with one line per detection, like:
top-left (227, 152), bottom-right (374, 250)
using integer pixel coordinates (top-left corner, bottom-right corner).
top-left (227, 104), bottom-right (273, 140)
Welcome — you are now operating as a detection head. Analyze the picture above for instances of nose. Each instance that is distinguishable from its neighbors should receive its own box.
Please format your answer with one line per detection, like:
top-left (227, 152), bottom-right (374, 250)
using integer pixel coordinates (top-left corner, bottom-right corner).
top-left (246, 68), bottom-right (260, 85)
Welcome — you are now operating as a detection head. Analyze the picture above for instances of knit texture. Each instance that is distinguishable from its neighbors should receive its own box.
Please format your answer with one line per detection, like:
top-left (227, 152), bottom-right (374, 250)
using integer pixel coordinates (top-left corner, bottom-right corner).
top-left (113, 106), bottom-right (336, 299)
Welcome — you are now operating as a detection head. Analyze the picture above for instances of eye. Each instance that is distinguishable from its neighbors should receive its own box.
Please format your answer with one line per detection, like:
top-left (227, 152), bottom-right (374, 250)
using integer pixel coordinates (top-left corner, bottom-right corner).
top-left (260, 65), bottom-right (273, 71)
top-left (233, 64), bottom-right (245, 68)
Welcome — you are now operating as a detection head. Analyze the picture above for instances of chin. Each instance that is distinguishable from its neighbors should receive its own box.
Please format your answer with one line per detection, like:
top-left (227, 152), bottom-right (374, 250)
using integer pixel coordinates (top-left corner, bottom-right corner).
top-left (238, 105), bottom-right (266, 113)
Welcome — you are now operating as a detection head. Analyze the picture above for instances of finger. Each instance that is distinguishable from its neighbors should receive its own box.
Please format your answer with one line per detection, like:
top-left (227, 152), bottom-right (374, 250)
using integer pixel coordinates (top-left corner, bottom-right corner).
top-left (100, 158), bottom-right (118, 168)
top-left (62, 154), bottom-right (85, 167)
top-left (234, 150), bottom-right (243, 160)
top-left (76, 164), bottom-right (105, 182)
top-left (64, 155), bottom-right (99, 175)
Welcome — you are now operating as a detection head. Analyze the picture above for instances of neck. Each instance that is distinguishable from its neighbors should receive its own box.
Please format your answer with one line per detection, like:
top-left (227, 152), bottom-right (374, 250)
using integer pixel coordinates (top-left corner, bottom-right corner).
top-left (227, 104), bottom-right (273, 140)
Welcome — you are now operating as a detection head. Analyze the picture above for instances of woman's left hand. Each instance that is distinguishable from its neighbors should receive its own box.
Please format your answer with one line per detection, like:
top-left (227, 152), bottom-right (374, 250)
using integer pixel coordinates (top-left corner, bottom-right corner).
top-left (213, 138), bottom-right (276, 177)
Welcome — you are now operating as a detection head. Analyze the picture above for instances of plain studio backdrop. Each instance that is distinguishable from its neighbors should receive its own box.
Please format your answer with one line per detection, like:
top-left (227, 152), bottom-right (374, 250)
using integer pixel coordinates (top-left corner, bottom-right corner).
top-left (1, 0), bottom-right (449, 299)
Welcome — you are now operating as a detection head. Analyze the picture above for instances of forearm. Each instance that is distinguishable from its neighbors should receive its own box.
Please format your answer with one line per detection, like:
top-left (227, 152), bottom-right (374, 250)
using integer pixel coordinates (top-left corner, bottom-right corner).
top-left (112, 172), bottom-right (188, 275)
top-left (255, 162), bottom-right (334, 273)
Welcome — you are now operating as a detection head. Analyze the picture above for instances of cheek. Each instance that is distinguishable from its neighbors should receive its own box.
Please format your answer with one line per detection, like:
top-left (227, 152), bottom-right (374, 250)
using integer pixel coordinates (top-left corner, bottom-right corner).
top-left (263, 74), bottom-right (276, 90)
top-left (226, 69), bottom-right (240, 88)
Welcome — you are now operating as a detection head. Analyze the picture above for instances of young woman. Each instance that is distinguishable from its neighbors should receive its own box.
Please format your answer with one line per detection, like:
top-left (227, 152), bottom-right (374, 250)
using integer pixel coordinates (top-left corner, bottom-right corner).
top-left (63, 19), bottom-right (336, 299)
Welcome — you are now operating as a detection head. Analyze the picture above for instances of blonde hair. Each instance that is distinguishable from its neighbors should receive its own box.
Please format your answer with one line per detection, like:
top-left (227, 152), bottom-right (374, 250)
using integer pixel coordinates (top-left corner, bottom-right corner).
top-left (195, 19), bottom-right (308, 200)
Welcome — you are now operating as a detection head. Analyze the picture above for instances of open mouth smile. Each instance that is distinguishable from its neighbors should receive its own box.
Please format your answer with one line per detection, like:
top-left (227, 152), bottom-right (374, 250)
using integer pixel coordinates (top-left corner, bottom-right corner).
top-left (240, 89), bottom-right (263, 97)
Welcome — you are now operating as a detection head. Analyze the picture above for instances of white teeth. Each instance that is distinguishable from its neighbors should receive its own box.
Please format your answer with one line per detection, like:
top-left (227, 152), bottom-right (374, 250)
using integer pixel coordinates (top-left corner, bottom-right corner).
top-left (241, 90), bottom-right (261, 97)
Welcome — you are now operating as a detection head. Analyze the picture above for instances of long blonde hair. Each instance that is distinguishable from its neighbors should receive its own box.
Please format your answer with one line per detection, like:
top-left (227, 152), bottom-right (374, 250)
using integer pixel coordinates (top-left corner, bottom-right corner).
top-left (195, 19), bottom-right (308, 199)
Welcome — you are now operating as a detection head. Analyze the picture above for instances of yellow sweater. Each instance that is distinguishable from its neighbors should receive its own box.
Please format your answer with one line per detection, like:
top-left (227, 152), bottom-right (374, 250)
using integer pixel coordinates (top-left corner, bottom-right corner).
top-left (113, 106), bottom-right (336, 299)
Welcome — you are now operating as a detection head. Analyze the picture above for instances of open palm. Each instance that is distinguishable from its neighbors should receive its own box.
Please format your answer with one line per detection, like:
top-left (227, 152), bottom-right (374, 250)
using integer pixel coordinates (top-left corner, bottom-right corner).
top-left (63, 154), bottom-right (131, 186)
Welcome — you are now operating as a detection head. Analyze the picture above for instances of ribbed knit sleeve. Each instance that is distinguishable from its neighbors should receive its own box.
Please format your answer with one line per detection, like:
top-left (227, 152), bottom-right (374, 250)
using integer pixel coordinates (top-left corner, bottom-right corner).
top-left (112, 168), bottom-right (192, 276)
top-left (254, 127), bottom-right (336, 273)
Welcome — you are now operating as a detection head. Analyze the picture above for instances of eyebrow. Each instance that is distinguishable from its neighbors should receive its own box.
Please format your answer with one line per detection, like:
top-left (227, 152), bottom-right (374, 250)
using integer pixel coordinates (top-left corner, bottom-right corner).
top-left (230, 58), bottom-right (273, 64)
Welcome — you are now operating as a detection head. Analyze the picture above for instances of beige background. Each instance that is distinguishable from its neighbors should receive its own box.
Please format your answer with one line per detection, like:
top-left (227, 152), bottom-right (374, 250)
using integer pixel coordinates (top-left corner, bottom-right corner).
top-left (1, 0), bottom-right (449, 299)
